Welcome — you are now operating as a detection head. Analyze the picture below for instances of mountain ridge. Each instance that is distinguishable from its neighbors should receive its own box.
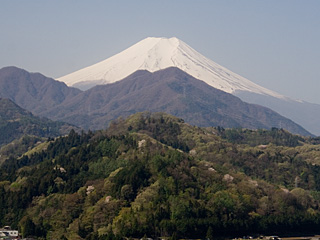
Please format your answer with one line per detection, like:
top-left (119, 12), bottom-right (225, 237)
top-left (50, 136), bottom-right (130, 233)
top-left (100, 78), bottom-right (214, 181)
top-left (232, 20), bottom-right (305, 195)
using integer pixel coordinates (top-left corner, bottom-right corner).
top-left (50, 67), bottom-right (311, 136)
top-left (0, 66), bottom-right (312, 136)
top-left (0, 66), bottom-right (82, 116)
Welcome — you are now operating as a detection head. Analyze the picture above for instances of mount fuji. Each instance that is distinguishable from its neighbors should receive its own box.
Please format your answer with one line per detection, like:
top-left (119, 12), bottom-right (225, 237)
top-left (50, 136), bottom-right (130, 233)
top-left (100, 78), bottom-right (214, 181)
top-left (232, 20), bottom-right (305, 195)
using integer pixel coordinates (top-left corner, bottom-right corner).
top-left (57, 37), bottom-right (283, 99)
top-left (58, 37), bottom-right (320, 135)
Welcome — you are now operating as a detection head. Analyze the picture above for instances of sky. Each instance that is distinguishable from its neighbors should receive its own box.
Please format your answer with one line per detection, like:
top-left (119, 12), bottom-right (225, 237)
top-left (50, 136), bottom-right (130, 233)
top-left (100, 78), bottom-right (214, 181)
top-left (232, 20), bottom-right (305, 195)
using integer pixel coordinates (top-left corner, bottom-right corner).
top-left (1, 0), bottom-right (320, 104)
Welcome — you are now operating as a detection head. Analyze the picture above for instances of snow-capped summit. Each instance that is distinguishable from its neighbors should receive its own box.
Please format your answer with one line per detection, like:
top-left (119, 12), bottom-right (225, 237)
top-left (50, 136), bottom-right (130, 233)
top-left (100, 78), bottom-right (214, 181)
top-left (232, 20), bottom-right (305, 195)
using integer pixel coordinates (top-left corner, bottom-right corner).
top-left (57, 37), bottom-right (284, 99)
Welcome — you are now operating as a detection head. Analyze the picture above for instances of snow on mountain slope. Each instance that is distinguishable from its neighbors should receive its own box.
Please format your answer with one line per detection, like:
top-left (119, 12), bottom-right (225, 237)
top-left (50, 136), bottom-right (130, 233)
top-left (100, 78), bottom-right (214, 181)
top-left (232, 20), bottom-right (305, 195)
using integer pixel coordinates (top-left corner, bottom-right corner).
top-left (57, 37), bottom-right (284, 99)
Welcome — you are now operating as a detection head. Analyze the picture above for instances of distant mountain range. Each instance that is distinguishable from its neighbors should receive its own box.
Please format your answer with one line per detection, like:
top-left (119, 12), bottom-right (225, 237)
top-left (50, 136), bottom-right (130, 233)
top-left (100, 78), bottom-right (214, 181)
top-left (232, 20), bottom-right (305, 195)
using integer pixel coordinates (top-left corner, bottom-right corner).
top-left (0, 66), bottom-right (311, 136)
top-left (57, 37), bottom-right (320, 135)
top-left (234, 90), bottom-right (320, 136)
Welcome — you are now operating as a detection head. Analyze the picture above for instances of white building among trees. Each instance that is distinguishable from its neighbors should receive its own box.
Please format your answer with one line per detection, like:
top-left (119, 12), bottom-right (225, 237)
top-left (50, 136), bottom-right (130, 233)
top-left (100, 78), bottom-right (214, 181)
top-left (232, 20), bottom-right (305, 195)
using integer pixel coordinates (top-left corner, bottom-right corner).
top-left (0, 226), bottom-right (19, 239)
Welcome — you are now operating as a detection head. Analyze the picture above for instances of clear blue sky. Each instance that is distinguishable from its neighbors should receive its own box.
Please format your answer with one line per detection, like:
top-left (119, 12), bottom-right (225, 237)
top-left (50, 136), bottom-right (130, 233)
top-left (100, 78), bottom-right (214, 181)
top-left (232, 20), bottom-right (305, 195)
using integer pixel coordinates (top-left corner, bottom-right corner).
top-left (1, 0), bottom-right (319, 104)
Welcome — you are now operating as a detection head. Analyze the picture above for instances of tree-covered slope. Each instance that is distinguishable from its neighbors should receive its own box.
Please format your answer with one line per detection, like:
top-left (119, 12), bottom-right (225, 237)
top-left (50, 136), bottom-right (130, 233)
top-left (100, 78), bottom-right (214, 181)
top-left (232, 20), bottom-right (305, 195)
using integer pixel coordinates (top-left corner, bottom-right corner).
top-left (0, 135), bottom-right (46, 165)
top-left (0, 98), bottom-right (77, 146)
top-left (1, 112), bottom-right (320, 239)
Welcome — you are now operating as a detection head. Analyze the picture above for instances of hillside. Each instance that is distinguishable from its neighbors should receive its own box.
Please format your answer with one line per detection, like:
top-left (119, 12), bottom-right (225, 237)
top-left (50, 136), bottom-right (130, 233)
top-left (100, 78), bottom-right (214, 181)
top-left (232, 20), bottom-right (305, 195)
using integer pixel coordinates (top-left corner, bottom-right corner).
top-left (0, 135), bottom-right (46, 165)
top-left (0, 66), bottom-right (81, 116)
top-left (1, 112), bottom-right (320, 239)
top-left (0, 98), bottom-right (77, 146)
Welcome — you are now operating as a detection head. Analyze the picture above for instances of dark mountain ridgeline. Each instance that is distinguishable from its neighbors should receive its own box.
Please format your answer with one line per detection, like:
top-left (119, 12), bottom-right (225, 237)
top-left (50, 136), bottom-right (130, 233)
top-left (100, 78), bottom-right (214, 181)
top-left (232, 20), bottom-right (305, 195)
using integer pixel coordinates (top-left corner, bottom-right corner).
top-left (45, 67), bottom-right (311, 136)
top-left (0, 66), bottom-right (311, 136)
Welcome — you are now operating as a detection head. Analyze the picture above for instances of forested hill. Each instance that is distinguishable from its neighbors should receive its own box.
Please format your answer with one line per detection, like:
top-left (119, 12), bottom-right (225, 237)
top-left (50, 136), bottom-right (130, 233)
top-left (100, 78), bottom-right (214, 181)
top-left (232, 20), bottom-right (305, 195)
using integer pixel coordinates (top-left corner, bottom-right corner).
top-left (0, 98), bottom-right (77, 146)
top-left (1, 112), bottom-right (320, 239)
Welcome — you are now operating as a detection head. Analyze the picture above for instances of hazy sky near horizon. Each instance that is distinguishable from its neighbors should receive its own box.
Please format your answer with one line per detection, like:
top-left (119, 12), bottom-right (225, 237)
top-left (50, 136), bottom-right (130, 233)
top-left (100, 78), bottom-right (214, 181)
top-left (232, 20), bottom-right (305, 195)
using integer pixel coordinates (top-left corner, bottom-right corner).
top-left (1, 0), bottom-right (320, 104)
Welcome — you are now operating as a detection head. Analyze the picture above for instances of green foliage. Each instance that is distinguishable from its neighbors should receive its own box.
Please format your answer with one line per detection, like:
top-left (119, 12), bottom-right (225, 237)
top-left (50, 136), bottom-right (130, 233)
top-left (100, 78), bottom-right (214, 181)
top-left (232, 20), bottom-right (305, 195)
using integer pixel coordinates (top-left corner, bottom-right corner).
top-left (217, 127), bottom-right (304, 147)
top-left (1, 112), bottom-right (320, 239)
top-left (0, 135), bottom-right (45, 165)
top-left (109, 112), bottom-right (189, 151)
top-left (0, 98), bottom-right (76, 147)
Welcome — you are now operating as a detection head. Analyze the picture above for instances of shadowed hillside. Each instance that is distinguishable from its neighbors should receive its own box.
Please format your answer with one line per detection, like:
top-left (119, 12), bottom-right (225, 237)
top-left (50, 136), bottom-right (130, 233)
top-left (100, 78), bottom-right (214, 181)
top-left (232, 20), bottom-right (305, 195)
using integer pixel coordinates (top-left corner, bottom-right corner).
top-left (45, 67), bottom-right (311, 136)
top-left (0, 98), bottom-right (77, 146)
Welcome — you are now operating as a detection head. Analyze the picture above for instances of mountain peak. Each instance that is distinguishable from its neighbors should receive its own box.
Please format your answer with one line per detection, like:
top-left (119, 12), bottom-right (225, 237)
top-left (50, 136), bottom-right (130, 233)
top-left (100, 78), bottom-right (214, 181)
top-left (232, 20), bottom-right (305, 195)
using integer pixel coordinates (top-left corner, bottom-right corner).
top-left (144, 36), bottom-right (180, 44)
top-left (57, 37), bottom-right (284, 99)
